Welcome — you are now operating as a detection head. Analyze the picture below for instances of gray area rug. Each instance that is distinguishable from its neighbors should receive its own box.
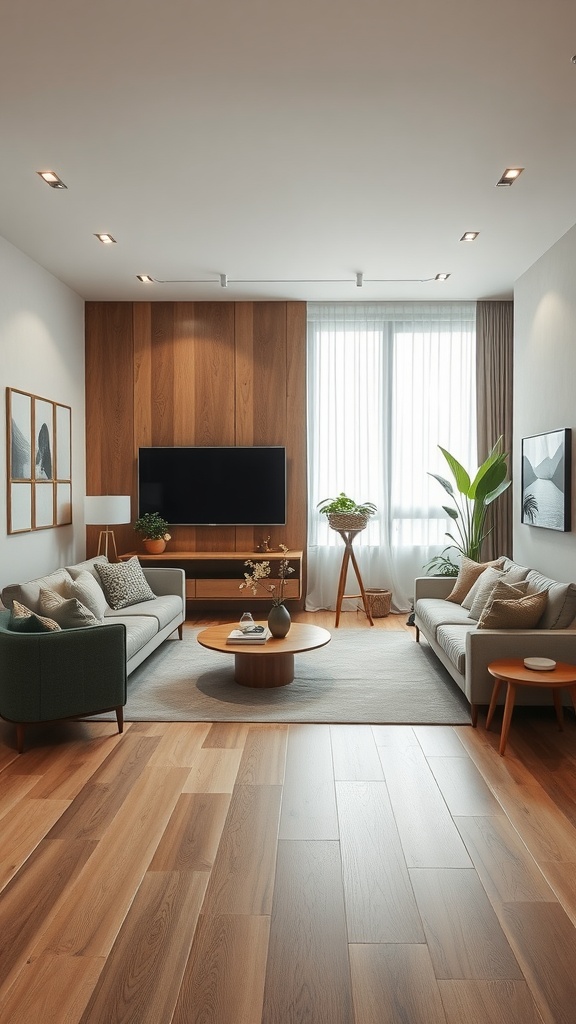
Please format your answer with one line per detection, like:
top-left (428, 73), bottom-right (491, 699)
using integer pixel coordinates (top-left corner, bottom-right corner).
top-left (93, 626), bottom-right (471, 725)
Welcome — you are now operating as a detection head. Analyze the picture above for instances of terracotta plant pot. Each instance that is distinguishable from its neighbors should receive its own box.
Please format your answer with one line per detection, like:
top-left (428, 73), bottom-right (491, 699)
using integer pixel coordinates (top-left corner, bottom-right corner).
top-left (143, 538), bottom-right (167, 554)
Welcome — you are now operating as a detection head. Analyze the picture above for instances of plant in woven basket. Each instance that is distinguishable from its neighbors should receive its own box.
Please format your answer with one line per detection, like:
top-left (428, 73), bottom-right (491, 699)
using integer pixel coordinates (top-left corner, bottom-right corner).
top-left (317, 492), bottom-right (377, 530)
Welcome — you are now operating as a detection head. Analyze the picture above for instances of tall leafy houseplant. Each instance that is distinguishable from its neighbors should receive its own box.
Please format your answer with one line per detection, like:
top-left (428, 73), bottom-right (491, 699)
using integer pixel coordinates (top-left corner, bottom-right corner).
top-left (426, 437), bottom-right (511, 573)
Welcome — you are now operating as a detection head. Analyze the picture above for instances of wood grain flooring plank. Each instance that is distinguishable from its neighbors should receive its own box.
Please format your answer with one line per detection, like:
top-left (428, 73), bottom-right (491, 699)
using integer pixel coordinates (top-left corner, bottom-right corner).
top-left (378, 744), bottom-right (471, 867)
top-left (538, 861), bottom-right (576, 927)
top-left (0, 839), bottom-right (97, 995)
top-left (456, 726), bottom-right (576, 862)
top-left (500, 901), bottom-right (576, 1024)
top-left (336, 781), bottom-right (424, 942)
top-left (79, 870), bottom-right (207, 1024)
top-left (371, 724), bottom-right (419, 749)
top-left (202, 722), bottom-right (249, 748)
top-left (2, 725), bottom-right (124, 779)
top-left (409, 867), bottom-right (523, 980)
top-left (0, 954), bottom-right (105, 1024)
top-left (182, 747), bottom-right (244, 793)
top-left (438, 980), bottom-right (546, 1024)
top-left (427, 756), bottom-right (503, 816)
top-left (330, 725), bottom-right (384, 781)
top-left (454, 814), bottom-right (557, 904)
top-left (349, 943), bottom-right (447, 1024)
top-left (201, 784), bottom-right (282, 916)
top-left (235, 725), bottom-right (288, 785)
top-left (0, 774), bottom-right (42, 822)
top-left (0, 798), bottom-right (70, 891)
top-left (173, 914), bottom-right (270, 1024)
top-left (24, 727), bottom-right (136, 800)
top-left (148, 792), bottom-right (231, 871)
top-left (414, 725), bottom-right (466, 756)
top-left (145, 722), bottom-right (211, 766)
top-left (262, 839), bottom-right (354, 1024)
top-left (34, 767), bottom-right (189, 958)
top-left (279, 724), bottom-right (338, 840)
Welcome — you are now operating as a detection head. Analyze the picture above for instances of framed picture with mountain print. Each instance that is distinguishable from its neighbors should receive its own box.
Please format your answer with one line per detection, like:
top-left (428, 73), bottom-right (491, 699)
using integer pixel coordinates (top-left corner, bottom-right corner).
top-left (6, 387), bottom-right (72, 534)
top-left (521, 428), bottom-right (571, 532)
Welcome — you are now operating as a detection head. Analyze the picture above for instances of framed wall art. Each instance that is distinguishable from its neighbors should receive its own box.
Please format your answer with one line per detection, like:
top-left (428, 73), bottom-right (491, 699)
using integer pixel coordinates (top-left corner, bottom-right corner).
top-left (6, 387), bottom-right (72, 534)
top-left (521, 428), bottom-right (571, 532)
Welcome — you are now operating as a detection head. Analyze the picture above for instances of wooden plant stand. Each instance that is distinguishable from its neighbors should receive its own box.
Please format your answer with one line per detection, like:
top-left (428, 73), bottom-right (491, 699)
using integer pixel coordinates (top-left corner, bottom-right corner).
top-left (333, 529), bottom-right (374, 628)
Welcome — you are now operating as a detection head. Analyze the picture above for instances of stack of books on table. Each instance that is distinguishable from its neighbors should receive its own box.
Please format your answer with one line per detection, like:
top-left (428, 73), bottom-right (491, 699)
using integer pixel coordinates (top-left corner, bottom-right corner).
top-left (226, 625), bottom-right (271, 644)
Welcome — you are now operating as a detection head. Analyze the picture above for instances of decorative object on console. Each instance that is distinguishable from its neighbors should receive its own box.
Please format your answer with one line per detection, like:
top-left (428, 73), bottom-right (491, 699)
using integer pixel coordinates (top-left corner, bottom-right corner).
top-left (317, 492), bottom-right (377, 532)
top-left (85, 495), bottom-right (131, 559)
top-left (133, 511), bottom-right (171, 553)
top-left (7, 387), bottom-right (72, 534)
top-left (521, 428), bottom-right (571, 532)
top-left (239, 544), bottom-right (295, 636)
top-left (267, 602), bottom-right (292, 638)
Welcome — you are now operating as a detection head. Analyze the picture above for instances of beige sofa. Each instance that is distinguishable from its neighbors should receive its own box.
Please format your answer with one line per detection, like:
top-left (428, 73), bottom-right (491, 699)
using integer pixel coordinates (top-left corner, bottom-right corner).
top-left (414, 557), bottom-right (576, 724)
top-left (1, 555), bottom-right (186, 676)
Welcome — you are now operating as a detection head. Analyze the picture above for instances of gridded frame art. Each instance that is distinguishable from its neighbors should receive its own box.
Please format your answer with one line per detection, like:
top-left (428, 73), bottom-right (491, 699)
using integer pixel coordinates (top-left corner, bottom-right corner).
top-left (6, 387), bottom-right (72, 534)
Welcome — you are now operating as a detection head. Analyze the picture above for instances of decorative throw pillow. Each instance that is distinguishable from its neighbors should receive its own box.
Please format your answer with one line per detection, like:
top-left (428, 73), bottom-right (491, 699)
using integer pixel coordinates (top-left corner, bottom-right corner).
top-left (469, 578), bottom-right (530, 622)
top-left (38, 589), bottom-right (100, 629)
top-left (477, 588), bottom-right (548, 630)
top-left (446, 556), bottom-right (505, 605)
top-left (64, 570), bottom-right (107, 621)
top-left (9, 599), bottom-right (61, 632)
top-left (95, 556), bottom-right (156, 610)
top-left (462, 566), bottom-right (506, 612)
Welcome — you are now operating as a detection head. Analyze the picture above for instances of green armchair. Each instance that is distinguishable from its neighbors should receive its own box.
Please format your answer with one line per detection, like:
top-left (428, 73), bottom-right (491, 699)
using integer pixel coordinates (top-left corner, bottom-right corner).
top-left (0, 609), bottom-right (127, 753)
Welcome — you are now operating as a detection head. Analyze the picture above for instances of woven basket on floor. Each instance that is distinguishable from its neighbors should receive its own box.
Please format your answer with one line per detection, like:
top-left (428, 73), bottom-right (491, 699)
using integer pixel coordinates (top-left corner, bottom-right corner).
top-left (365, 588), bottom-right (392, 617)
top-left (327, 513), bottom-right (369, 531)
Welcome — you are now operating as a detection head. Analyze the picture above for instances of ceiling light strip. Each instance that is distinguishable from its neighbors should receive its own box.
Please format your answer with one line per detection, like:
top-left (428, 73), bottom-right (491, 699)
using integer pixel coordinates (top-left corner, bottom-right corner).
top-left (147, 276), bottom-right (443, 285)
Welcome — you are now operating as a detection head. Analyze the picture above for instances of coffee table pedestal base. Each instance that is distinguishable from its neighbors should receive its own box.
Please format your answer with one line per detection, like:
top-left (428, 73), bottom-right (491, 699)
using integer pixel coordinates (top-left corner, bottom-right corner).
top-left (234, 651), bottom-right (294, 688)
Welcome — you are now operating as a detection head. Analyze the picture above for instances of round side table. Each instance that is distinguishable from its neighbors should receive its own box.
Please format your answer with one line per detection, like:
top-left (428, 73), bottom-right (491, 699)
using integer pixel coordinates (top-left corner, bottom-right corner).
top-left (486, 658), bottom-right (576, 755)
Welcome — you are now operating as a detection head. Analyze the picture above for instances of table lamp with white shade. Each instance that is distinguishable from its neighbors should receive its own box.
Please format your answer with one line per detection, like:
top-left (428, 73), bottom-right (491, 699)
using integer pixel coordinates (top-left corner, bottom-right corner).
top-left (85, 495), bottom-right (131, 560)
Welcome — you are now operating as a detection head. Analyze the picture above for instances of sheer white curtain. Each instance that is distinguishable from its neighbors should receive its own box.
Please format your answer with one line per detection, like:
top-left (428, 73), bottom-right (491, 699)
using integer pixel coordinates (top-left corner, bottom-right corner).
top-left (306, 302), bottom-right (477, 612)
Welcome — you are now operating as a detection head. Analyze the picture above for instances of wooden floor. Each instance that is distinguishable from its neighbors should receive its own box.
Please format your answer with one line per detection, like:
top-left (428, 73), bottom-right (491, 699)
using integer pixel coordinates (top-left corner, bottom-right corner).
top-left (1, 612), bottom-right (576, 1023)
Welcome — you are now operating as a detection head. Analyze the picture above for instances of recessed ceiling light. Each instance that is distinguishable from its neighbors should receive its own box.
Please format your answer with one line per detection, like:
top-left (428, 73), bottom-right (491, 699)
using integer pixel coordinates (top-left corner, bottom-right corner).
top-left (37, 170), bottom-right (67, 189)
top-left (435, 273), bottom-right (451, 281)
top-left (95, 233), bottom-right (117, 244)
top-left (137, 274), bottom-right (154, 283)
top-left (460, 231), bottom-right (479, 242)
top-left (496, 167), bottom-right (524, 186)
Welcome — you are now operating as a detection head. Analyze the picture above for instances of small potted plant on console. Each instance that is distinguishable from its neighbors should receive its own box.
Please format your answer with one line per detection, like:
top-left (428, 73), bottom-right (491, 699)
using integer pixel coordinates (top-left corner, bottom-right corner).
top-left (134, 512), bottom-right (171, 554)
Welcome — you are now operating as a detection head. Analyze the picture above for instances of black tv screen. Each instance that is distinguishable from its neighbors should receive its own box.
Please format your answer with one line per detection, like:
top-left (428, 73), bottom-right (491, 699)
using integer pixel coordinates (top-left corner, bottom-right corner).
top-left (138, 446), bottom-right (287, 526)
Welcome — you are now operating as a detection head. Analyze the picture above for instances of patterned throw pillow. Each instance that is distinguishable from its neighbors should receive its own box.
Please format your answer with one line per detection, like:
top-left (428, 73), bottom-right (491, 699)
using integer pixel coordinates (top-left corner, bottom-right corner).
top-left (462, 566), bottom-right (506, 612)
top-left (468, 578), bottom-right (529, 621)
top-left (64, 570), bottom-right (107, 621)
top-left (39, 589), bottom-right (100, 628)
top-left (446, 556), bottom-right (505, 605)
top-left (477, 588), bottom-right (548, 630)
top-left (9, 599), bottom-right (61, 632)
top-left (95, 556), bottom-right (156, 610)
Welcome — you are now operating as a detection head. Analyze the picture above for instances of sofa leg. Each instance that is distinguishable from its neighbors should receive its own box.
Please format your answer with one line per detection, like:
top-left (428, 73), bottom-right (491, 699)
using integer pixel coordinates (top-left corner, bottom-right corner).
top-left (414, 625), bottom-right (420, 642)
top-left (471, 703), bottom-right (478, 728)
top-left (178, 623), bottom-right (183, 640)
top-left (115, 707), bottom-right (124, 734)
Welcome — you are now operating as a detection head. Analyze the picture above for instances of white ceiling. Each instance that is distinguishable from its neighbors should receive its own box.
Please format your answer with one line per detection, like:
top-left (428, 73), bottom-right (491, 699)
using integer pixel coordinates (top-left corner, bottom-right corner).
top-left (2, 0), bottom-right (576, 303)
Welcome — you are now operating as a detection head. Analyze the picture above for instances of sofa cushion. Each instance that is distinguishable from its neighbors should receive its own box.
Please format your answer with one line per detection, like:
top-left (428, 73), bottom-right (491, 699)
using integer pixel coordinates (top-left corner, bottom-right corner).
top-left (64, 570), bottom-right (108, 621)
top-left (66, 556), bottom-right (110, 583)
top-left (104, 594), bottom-right (182, 631)
top-left (477, 588), bottom-right (548, 630)
top-left (104, 614), bottom-right (159, 659)
top-left (468, 577), bottom-right (530, 621)
top-left (525, 570), bottom-right (576, 629)
top-left (95, 557), bottom-right (156, 610)
top-left (446, 556), bottom-right (505, 604)
top-left (436, 623), bottom-right (476, 675)
top-left (416, 598), bottom-right (473, 638)
top-left (2, 568), bottom-right (73, 615)
top-left (9, 599), bottom-right (61, 633)
top-left (501, 560), bottom-right (531, 584)
top-left (462, 566), bottom-right (506, 612)
top-left (39, 589), bottom-right (101, 629)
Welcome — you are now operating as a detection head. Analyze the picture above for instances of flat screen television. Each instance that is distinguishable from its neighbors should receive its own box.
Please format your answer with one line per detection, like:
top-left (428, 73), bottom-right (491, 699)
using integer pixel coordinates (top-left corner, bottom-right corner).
top-left (138, 446), bottom-right (287, 525)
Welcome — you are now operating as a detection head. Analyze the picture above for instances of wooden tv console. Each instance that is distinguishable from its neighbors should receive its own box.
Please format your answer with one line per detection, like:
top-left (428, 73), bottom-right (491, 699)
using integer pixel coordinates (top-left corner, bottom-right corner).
top-left (120, 550), bottom-right (303, 603)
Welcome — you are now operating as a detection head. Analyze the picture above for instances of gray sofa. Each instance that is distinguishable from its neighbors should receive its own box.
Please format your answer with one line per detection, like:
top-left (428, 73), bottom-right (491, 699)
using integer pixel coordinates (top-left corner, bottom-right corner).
top-left (414, 557), bottom-right (576, 724)
top-left (1, 555), bottom-right (186, 676)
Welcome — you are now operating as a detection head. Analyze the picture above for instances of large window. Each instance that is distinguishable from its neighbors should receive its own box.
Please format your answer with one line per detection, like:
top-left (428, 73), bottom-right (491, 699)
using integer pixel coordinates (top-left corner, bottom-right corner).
top-left (307, 302), bottom-right (476, 611)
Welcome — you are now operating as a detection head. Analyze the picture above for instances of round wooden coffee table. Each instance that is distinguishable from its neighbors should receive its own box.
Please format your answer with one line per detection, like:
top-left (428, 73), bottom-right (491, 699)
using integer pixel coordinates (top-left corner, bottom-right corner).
top-left (197, 622), bottom-right (331, 688)
top-left (487, 658), bottom-right (576, 755)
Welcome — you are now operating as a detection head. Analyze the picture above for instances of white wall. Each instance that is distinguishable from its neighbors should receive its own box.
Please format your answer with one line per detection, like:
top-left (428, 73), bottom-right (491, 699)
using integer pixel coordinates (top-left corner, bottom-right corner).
top-left (0, 235), bottom-right (86, 589)
top-left (513, 221), bottom-right (576, 581)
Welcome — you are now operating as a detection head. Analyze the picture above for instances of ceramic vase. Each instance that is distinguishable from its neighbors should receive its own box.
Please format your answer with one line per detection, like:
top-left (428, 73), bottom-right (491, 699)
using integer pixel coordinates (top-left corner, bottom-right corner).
top-left (267, 603), bottom-right (291, 638)
top-left (143, 538), bottom-right (167, 554)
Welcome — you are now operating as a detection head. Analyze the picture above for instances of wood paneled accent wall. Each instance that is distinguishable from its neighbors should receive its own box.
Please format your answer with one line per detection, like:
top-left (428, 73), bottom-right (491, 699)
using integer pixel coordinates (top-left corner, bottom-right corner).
top-left (85, 301), bottom-right (307, 565)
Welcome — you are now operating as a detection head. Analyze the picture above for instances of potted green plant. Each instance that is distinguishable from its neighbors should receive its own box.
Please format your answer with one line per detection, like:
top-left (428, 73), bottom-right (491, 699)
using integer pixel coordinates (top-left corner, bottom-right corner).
top-left (425, 436), bottom-right (511, 574)
top-left (317, 492), bottom-right (377, 531)
top-left (134, 512), bottom-right (171, 554)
